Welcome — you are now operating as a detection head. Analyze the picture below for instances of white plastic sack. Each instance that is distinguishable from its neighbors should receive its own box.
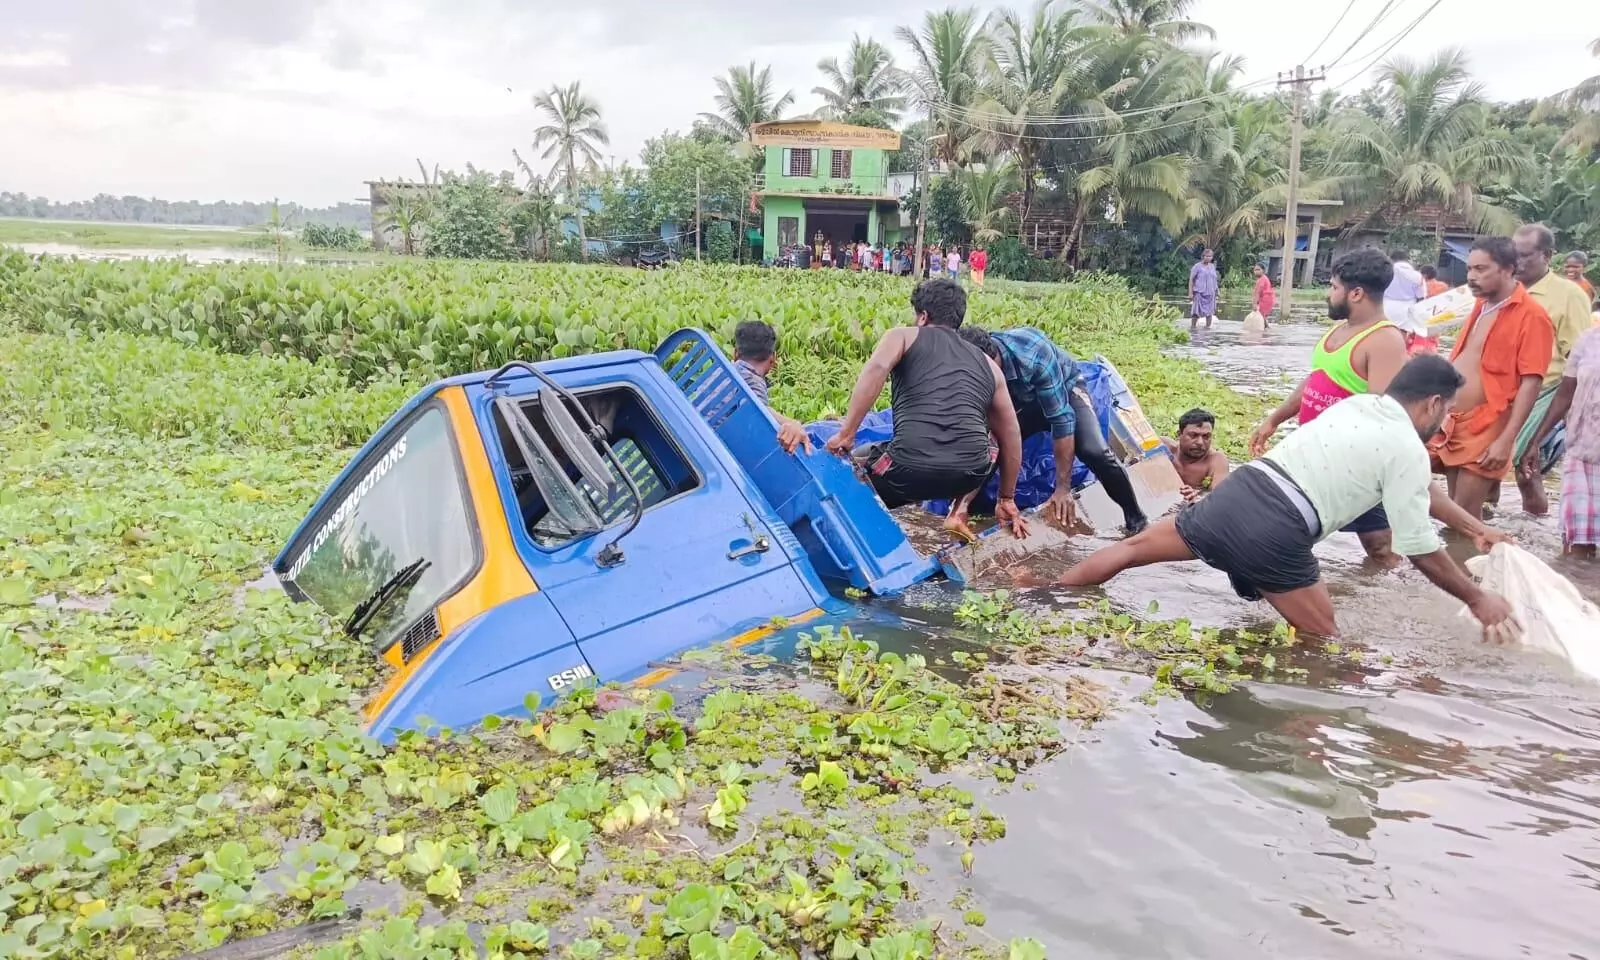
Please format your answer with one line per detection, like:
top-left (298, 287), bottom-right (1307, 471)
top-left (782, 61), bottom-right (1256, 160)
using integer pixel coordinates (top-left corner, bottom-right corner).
top-left (1459, 544), bottom-right (1600, 680)
top-left (1409, 284), bottom-right (1476, 336)
top-left (1242, 310), bottom-right (1266, 333)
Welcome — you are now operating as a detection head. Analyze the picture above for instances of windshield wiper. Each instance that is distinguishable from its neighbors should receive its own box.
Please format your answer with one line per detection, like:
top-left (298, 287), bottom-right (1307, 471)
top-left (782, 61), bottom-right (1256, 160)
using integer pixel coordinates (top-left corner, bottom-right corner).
top-left (343, 557), bottom-right (431, 641)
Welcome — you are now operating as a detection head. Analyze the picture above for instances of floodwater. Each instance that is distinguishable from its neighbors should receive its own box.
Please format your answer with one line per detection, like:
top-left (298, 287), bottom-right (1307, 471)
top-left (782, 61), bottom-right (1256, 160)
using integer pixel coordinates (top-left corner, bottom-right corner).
top-left (894, 315), bottom-right (1600, 959)
top-left (7, 241), bottom-right (306, 264)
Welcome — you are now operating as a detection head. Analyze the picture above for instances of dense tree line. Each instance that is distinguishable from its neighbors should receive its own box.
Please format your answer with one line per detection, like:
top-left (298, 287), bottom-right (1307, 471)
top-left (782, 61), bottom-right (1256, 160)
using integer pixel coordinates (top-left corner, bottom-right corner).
top-left (0, 192), bottom-right (369, 229)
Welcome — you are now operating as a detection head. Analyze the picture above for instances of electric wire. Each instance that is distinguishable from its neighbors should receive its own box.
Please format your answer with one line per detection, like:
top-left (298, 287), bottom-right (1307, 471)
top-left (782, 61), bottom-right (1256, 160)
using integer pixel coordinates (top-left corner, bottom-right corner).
top-left (1303, 0), bottom-right (1361, 65)
top-left (1325, 0), bottom-right (1406, 69)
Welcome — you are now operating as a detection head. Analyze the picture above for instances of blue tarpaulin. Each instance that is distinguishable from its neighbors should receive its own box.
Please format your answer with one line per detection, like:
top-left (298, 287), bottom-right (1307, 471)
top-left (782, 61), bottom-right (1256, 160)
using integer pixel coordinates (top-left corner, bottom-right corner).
top-left (803, 358), bottom-right (1127, 514)
top-left (1442, 239), bottom-right (1472, 263)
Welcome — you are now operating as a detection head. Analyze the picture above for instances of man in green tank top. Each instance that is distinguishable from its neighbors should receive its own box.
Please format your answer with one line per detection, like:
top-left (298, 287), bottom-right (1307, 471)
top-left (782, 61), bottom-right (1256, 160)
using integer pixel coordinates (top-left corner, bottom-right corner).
top-left (1250, 250), bottom-right (1412, 565)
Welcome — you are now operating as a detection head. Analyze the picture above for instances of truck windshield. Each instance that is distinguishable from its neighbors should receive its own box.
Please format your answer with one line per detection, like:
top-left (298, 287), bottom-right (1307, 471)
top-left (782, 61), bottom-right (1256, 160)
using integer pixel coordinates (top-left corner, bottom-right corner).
top-left (282, 407), bottom-right (477, 653)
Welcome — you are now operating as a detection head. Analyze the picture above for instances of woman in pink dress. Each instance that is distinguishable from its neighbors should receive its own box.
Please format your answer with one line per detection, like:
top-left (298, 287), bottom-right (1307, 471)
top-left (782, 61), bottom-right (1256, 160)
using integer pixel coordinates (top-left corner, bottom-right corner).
top-left (1253, 264), bottom-right (1275, 322)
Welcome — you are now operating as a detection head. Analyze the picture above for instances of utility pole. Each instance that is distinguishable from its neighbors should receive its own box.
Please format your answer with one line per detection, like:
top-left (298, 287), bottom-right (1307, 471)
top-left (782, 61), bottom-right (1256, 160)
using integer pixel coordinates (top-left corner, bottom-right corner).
top-left (913, 130), bottom-right (944, 280)
top-left (694, 168), bottom-right (703, 262)
top-left (1276, 64), bottom-right (1324, 321)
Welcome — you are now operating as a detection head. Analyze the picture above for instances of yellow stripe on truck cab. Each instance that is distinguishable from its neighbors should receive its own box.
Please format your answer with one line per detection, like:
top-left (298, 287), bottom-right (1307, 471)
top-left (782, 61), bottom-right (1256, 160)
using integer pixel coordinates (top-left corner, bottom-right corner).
top-left (366, 385), bottom-right (537, 723)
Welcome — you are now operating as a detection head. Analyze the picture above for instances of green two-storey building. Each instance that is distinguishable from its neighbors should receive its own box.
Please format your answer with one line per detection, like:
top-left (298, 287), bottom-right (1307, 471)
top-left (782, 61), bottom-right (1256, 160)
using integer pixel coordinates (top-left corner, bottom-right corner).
top-left (751, 120), bottom-right (905, 257)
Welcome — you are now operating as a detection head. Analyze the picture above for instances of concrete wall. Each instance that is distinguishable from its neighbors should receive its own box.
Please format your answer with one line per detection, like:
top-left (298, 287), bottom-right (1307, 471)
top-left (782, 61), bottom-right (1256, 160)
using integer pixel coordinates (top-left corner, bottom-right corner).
top-left (763, 196), bottom-right (806, 257)
top-left (762, 146), bottom-right (893, 197)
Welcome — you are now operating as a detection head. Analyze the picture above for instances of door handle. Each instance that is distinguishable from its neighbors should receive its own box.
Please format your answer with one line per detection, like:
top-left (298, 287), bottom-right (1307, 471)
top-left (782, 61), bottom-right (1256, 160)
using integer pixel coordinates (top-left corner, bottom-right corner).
top-left (727, 536), bottom-right (770, 560)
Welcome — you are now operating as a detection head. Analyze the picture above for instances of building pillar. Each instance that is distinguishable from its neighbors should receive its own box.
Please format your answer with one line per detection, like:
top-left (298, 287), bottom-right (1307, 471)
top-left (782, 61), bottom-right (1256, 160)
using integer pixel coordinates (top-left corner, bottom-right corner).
top-left (867, 205), bottom-right (879, 246)
top-left (1303, 207), bottom-right (1322, 285)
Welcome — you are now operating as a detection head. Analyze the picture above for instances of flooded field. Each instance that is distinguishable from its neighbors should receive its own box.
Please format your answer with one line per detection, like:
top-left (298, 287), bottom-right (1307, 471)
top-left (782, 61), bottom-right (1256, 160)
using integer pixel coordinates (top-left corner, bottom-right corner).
top-left (896, 315), bottom-right (1600, 960)
top-left (3, 257), bottom-right (1595, 958)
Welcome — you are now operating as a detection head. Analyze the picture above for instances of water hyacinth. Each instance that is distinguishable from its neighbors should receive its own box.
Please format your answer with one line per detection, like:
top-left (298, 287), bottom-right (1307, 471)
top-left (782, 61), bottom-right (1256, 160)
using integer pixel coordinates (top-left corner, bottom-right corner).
top-left (0, 253), bottom-right (1264, 445)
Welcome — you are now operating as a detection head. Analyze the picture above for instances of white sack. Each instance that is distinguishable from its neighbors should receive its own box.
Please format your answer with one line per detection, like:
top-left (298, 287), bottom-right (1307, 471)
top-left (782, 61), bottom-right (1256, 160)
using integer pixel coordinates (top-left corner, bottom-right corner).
top-left (1242, 310), bottom-right (1266, 334)
top-left (1459, 543), bottom-right (1600, 680)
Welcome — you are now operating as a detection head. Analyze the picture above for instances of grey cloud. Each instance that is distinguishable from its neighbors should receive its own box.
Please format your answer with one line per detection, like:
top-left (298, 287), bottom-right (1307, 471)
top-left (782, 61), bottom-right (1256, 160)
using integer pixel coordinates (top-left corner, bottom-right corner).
top-left (0, 0), bottom-right (333, 89)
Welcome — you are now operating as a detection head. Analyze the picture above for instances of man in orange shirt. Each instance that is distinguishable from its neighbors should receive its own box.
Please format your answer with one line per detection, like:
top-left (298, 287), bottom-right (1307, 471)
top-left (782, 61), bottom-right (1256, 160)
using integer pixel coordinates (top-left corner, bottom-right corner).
top-left (1430, 237), bottom-right (1555, 515)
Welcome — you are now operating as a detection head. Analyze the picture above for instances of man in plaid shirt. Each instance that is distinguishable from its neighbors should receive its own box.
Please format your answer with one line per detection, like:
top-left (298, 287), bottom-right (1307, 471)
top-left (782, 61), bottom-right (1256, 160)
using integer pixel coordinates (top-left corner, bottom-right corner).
top-left (957, 325), bottom-right (1148, 535)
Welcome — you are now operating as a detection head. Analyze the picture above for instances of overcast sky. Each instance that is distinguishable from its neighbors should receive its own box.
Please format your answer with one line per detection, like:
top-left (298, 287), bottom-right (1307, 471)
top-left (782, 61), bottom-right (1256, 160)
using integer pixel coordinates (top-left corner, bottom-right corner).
top-left (0, 0), bottom-right (1593, 207)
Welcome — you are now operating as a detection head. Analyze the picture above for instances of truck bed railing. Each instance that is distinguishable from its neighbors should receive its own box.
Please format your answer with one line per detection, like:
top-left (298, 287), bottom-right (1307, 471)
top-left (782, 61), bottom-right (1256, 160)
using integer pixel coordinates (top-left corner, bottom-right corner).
top-left (655, 328), bottom-right (938, 595)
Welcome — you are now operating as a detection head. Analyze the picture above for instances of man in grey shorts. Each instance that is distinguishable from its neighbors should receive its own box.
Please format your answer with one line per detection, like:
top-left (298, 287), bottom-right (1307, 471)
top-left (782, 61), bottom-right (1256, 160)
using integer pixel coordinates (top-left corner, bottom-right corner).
top-left (1046, 356), bottom-right (1518, 640)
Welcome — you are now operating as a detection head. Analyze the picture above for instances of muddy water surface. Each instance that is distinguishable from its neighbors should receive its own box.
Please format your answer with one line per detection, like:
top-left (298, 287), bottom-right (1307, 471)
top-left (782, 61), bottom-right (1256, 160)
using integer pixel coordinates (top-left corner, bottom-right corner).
top-left (897, 316), bottom-right (1600, 959)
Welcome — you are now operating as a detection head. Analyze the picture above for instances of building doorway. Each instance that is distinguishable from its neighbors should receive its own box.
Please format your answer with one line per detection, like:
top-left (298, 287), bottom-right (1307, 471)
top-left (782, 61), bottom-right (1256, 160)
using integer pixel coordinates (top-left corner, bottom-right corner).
top-left (805, 202), bottom-right (871, 251)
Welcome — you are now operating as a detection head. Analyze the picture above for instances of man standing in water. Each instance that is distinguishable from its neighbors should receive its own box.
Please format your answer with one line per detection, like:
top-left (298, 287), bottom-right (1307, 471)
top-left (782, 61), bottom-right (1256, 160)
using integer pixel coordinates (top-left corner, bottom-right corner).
top-left (1429, 237), bottom-right (1555, 517)
top-left (950, 325), bottom-right (1150, 537)
top-left (1250, 248), bottom-right (1412, 565)
top-left (1047, 356), bottom-right (1517, 640)
top-left (825, 279), bottom-right (1026, 534)
top-left (1162, 408), bottom-right (1230, 502)
top-left (1188, 248), bottom-right (1219, 330)
top-left (1504, 224), bottom-right (1593, 515)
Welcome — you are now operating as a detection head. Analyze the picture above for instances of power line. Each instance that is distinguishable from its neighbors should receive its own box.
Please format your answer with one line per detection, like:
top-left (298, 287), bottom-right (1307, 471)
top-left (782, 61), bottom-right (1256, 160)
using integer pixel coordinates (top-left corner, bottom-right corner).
top-left (932, 78), bottom-right (1277, 127)
top-left (1325, 0), bottom-right (1406, 70)
top-left (1303, 0), bottom-right (1360, 65)
top-left (1326, 0), bottom-right (1447, 90)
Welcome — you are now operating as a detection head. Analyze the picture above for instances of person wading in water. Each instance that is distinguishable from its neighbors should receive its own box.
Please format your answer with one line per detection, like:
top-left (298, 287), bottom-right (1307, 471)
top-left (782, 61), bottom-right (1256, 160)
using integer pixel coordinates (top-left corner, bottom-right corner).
top-left (1037, 356), bottom-right (1517, 640)
top-left (1162, 408), bottom-right (1230, 502)
top-left (1250, 248), bottom-right (1412, 565)
top-left (825, 279), bottom-right (1027, 536)
top-left (1429, 237), bottom-right (1555, 518)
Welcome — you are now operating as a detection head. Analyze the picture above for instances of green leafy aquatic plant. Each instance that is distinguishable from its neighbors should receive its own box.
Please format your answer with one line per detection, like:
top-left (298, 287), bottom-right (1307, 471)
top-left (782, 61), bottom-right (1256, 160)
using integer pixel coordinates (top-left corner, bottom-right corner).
top-left (0, 252), bottom-right (1268, 449)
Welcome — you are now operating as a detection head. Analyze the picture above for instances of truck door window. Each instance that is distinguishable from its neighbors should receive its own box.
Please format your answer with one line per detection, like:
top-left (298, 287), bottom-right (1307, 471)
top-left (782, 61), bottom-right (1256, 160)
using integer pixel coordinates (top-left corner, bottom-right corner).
top-left (281, 407), bottom-right (478, 654)
top-left (493, 385), bottom-right (699, 548)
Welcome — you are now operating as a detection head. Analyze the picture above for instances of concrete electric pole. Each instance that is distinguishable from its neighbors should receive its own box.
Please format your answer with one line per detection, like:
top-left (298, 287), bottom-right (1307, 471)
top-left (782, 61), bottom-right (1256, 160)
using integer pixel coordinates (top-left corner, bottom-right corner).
top-left (912, 131), bottom-right (944, 281)
top-left (1276, 64), bottom-right (1325, 321)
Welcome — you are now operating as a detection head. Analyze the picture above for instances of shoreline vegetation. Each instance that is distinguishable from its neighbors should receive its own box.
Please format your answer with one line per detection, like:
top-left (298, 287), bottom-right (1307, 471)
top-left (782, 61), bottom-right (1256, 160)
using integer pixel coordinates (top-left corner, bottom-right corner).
top-left (0, 218), bottom-right (385, 263)
top-left (0, 249), bottom-right (1294, 958)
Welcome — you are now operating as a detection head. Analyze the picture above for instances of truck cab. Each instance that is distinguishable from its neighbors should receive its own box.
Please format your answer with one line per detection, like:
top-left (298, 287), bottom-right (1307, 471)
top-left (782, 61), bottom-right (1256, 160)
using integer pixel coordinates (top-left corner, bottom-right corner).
top-left (274, 329), bottom-right (946, 742)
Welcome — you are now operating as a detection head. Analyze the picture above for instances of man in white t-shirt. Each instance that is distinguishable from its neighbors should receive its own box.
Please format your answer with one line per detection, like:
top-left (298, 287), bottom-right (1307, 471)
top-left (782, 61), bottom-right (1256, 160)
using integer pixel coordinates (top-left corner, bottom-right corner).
top-left (1384, 249), bottom-right (1428, 336)
top-left (1048, 355), bottom-right (1517, 640)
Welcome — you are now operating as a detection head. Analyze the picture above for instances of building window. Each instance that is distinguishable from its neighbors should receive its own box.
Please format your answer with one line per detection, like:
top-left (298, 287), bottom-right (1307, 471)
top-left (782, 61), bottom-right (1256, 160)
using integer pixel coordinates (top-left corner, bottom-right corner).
top-left (777, 216), bottom-right (799, 248)
top-left (830, 150), bottom-right (852, 179)
top-left (786, 148), bottom-right (814, 178)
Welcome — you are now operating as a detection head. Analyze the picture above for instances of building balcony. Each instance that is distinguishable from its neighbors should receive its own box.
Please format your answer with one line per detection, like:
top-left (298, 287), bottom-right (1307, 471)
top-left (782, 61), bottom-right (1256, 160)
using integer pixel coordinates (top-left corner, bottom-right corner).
top-left (753, 173), bottom-right (901, 201)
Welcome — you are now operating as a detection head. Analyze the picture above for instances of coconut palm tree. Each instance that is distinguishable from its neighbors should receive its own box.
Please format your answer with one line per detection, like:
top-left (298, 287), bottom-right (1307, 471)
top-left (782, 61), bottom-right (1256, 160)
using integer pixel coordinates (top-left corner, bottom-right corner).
top-left (1062, 43), bottom-right (1200, 260)
top-left (960, 161), bottom-right (1021, 242)
top-left (1557, 37), bottom-right (1600, 151)
top-left (532, 82), bottom-right (609, 256)
top-left (895, 8), bottom-right (990, 167)
top-left (1181, 97), bottom-right (1302, 250)
top-left (1084, 0), bottom-right (1215, 43)
top-left (814, 35), bottom-right (908, 125)
top-left (1325, 50), bottom-right (1531, 240)
top-left (975, 0), bottom-right (1100, 224)
top-left (699, 63), bottom-right (796, 141)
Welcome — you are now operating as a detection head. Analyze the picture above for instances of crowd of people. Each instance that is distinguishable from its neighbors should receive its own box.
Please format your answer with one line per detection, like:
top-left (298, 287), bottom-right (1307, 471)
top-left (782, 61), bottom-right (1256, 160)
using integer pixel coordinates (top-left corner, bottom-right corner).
top-left (778, 233), bottom-right (989, 286)
top-left (729, 230), bottom-right (1599, 642)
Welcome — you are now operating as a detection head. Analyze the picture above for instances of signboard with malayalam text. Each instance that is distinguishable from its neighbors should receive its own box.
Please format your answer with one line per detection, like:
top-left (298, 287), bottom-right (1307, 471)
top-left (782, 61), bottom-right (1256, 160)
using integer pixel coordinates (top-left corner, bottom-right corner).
top-left (749, 121), bottom-right (901, 150)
